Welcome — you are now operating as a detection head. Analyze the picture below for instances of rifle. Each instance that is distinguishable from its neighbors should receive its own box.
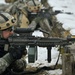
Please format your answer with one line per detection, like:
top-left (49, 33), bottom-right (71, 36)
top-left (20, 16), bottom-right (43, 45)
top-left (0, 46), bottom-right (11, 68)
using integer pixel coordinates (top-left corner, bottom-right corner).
top-left (0, 28), bottom-right (75, 63)
top-left (6, 28), bottom-right (74, 47)
top-left (8, 35), bottom-right (74, 46)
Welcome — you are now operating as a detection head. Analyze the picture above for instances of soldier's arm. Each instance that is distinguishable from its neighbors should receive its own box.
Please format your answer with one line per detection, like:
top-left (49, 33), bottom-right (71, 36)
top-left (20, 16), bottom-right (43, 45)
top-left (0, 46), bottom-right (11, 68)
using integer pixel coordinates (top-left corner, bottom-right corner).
top-left (0, 53), bottom-right (14, 74)
top-left (28, 17), bottom-right (43, 30)
top-left (0, 46), bottom-right (25, 74)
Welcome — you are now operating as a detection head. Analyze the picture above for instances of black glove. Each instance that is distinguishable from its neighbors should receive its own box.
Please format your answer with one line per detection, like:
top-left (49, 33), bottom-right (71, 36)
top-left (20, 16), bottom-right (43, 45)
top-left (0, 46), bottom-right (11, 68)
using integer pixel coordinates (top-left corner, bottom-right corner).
top-left (9, 46), bottom-right (25, 60)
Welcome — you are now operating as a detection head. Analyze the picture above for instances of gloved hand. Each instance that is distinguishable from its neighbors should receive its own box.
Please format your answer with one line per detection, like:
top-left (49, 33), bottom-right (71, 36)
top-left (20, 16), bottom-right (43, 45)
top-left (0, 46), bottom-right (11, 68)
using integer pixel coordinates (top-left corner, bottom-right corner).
top-left (9, 46), bottom-right (25, 60)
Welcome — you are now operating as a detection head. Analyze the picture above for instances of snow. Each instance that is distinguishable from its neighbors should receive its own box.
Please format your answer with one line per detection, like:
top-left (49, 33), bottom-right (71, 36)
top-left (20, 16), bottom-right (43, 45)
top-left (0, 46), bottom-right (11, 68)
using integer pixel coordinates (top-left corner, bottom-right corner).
top-left (0, 0), bottom-right (75, 74)
top-left (47, 69), bottom-right (62, 75)
top-left (48, 0), bottom-right (75, 34)
top-left (0, 0), bottom-right (5, 4)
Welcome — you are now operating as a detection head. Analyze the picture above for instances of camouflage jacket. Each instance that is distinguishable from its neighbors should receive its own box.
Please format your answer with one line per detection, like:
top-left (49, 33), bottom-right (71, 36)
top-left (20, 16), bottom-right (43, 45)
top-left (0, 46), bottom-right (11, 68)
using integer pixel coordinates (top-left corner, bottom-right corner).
top-left (0, 53), bottom-right (14, 74)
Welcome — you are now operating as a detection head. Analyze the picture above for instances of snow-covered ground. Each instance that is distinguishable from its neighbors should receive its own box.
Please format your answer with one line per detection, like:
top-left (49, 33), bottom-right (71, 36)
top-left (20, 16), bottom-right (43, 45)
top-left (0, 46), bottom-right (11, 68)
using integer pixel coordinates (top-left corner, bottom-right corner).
top-left (0, 0), bottom-right (75, 75)
top-left (48, 0), bottom-right (75, 35)
top-left (0, 0), bottom-right (5, 4)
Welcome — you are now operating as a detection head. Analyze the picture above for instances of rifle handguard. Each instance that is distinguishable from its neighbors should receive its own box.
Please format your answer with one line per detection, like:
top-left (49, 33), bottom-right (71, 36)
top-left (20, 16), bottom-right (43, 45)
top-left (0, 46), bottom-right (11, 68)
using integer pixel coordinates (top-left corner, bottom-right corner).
top-left (14, 28), bottom-right (34, 33)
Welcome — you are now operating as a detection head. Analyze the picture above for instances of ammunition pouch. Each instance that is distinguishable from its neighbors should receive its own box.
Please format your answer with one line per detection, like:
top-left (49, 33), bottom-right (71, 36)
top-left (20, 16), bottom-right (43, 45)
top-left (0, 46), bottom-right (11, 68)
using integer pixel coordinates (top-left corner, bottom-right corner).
top-left (28, 46), bottom-right (37, 63)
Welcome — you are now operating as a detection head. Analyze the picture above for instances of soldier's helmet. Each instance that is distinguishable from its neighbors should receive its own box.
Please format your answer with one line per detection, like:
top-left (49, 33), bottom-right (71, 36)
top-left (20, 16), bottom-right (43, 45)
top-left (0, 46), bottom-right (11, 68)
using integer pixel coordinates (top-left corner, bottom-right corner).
top-left (26, 0), bottom-right (43, 12)
top-left (0, 12), bottom-right (16, 31)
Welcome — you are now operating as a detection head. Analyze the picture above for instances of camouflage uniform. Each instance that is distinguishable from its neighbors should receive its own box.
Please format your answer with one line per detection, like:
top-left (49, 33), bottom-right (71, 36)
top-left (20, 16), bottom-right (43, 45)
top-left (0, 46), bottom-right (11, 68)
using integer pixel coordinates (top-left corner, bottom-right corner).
top-left (5, 0), bottom-right (52, 36)
top-left (0, 53), bottom-right (14, 74)
top-left (5, 0), bottom-right (29, 28)
top-left (0, 12), bottom-right (26, 74)
top-left (26, 0), bottom-right (52, 37)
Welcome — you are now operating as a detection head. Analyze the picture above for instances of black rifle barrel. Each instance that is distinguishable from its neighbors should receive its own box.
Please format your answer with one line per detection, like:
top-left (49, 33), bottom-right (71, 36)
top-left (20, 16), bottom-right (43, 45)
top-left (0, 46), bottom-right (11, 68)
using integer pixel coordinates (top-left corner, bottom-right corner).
top-left (8, 36), bottom-right (72, 46)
